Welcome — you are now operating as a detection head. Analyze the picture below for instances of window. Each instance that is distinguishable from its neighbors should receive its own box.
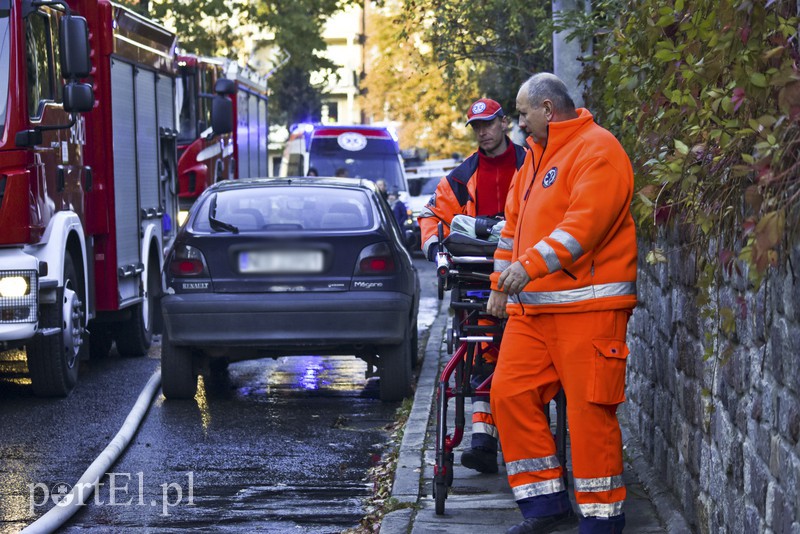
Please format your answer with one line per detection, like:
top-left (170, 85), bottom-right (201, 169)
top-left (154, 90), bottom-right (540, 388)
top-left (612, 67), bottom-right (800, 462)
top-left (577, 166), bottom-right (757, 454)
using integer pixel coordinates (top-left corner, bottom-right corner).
top-left (25, 12), bottom-right (55, 118)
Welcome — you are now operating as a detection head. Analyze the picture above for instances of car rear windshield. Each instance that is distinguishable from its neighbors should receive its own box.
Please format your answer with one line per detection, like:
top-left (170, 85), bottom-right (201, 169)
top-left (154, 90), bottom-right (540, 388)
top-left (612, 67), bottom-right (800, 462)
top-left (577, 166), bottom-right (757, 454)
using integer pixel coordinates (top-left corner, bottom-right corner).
top-left (309, 138), bottom-right (405, 192)
top-left (191, 186), bottom-right (375, 233)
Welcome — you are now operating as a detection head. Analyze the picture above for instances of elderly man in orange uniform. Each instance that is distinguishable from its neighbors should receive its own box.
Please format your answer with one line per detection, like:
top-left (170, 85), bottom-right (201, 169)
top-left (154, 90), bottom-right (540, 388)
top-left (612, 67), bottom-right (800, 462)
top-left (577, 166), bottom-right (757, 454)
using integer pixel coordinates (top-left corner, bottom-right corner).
top-left (487, 73), bottom-right (637, 533)
top-left (419, 98), bottom-right (527, 474)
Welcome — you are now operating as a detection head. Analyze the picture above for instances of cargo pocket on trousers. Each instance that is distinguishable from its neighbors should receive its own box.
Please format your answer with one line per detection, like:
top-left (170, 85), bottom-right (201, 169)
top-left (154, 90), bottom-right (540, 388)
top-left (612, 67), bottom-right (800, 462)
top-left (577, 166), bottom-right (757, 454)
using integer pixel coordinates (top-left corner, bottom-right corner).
top-left (589, 338), bottom-right (630, 405)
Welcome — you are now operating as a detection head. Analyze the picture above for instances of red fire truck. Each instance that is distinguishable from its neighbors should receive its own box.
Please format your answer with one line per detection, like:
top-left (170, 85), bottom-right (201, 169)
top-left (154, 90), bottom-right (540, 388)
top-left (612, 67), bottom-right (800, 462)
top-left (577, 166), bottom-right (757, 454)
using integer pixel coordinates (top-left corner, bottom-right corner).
top-left (0, 0), bottom-right (232, 395)
top-left (176, 54), bottom-right (268, 208)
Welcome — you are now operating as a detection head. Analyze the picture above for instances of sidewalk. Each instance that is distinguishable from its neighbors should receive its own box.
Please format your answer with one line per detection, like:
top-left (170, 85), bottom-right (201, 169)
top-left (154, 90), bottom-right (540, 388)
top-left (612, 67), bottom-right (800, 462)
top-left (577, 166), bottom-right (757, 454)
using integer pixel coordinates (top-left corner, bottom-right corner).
top-left (382, 298), bottom-right (691, 534)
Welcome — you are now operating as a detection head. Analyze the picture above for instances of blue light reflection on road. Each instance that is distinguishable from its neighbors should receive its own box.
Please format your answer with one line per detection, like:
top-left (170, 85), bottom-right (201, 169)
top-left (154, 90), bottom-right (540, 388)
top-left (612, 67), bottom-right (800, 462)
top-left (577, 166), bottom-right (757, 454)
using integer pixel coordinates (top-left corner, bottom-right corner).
top-left (299, 359), bottom-right (325, 390)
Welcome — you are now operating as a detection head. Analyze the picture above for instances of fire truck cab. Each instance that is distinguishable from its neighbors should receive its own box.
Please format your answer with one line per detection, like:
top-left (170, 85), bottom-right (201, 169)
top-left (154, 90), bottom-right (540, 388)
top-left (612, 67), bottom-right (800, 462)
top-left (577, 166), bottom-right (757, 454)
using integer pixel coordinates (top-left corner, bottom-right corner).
top-left (175, 54), bottom-right (268, 210)
top-left (0, 0), bottom-right (199, 396)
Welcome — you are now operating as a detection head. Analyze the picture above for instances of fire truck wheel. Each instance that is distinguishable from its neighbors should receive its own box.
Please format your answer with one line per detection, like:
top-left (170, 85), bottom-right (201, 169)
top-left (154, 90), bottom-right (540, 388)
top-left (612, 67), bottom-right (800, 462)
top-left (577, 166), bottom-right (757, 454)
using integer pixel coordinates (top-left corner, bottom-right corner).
top-left (161, 332), bottom-right (197, 399)
top-left (379, 339), bottom-right (412, 402)
top-left (27, 254), bottom-right (84, 397)
top-left (115, 260), bottom-right (158, 357)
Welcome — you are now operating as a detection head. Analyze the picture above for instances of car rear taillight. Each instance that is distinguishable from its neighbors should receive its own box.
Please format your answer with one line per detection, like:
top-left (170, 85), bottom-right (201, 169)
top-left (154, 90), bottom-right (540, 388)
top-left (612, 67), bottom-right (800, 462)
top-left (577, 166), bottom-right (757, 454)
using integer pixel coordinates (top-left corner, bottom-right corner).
top-left (168, 244), bottom-right (209, 277)
top-left (355, 242), bottom-right (395, 274)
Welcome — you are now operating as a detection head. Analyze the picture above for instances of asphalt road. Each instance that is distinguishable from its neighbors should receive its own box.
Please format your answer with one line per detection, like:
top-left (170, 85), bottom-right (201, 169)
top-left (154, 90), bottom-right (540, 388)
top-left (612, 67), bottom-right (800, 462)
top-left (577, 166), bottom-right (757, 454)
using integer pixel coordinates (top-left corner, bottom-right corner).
top-left (0, 256), bottom-right (438, 533)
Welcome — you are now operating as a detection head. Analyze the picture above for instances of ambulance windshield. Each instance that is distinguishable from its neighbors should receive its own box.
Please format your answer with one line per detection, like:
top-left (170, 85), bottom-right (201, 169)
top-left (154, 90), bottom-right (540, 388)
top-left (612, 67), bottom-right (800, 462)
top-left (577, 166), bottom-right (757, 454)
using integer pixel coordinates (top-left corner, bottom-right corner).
top-left (0, 12), bottom-right (9, 135)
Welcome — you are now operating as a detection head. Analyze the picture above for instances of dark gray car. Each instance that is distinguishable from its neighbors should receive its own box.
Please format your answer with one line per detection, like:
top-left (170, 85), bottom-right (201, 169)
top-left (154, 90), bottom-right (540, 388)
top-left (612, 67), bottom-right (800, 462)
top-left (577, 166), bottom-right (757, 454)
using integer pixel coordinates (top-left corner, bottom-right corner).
top-left (160, 177), bottom-right (420, 401)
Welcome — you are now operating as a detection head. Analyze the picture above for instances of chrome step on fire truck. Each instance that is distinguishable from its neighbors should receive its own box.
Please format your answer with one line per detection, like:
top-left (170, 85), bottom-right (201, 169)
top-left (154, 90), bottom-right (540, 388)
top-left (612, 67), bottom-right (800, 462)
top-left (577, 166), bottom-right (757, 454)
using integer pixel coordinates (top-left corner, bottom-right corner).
top-left (0, 0), bottom-right (232, 396)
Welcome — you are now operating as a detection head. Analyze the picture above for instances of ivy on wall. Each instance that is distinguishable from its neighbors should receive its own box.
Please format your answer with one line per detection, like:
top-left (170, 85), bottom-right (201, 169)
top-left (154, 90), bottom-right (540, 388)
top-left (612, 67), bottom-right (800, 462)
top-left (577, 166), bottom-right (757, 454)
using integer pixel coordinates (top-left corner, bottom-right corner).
top-left (581, 0), bottom-right (799, 286)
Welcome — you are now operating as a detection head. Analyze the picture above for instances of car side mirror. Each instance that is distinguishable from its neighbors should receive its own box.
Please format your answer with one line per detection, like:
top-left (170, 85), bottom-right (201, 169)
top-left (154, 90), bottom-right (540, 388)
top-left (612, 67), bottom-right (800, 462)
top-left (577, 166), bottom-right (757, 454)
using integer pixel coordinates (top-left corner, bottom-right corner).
top-left (211, 95), bottom-right (233, 135)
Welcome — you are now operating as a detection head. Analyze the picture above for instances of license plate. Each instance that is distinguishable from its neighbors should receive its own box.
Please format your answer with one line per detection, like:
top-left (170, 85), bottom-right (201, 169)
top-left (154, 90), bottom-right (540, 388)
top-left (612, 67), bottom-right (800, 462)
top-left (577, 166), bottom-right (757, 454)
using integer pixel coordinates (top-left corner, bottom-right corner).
top-left (239, 250), bottom-right (324, 273)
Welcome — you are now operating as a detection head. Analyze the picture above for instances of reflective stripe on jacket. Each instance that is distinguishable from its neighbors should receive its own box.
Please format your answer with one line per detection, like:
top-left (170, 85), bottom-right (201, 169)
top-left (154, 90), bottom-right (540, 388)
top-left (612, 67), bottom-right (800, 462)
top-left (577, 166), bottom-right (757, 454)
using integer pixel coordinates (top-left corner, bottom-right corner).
top-left (490, 109), bottom-right (637, 314)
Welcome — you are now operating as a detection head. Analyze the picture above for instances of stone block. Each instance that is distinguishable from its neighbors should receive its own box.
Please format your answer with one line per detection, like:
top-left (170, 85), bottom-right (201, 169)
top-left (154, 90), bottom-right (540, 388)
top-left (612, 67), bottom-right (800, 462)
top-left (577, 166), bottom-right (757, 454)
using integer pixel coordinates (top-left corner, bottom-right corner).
top-left (776, 262), bottom-right (797, 322)
top-left (683, 474), bottom-right (699, 527)
top-left (695, 491), bottom-right (711, 534)
top-left (735, 394), bottom-right (750, 437)
top-left (657, 289), bottom-right (673, 338)
top-left (744, 449), bottom-right (771, 516)
top-left (712, 407), bottom-right (735, 474)
top-left (653, 426), bottom-right (668, 479)
top-left (708, 446), bottom-right (726, 503)
top-left (777, 392), bottom-right (800, 445)
top-left (752, 283), bottom-right (768, 343)
top-left (689, 428), bottom-right (703, 478)
top-left (730, 438), bottom-right (744, 491)
top-left (755, 380), bottom-right (777, 428)
top-left (744, 503), bottom-right (765, 533)
top-left (699, 439), bottom-right (712, 493)
top-left (642, 380), bottom-right (655, 417)
top-left (679, 379), bottom-right (696, 427)
top-left (725, 487), bottom-right (745, 534)
top-left (769, 482), bottom-right (794, 534)
top-left (770, 318), bottom-right (790, 381)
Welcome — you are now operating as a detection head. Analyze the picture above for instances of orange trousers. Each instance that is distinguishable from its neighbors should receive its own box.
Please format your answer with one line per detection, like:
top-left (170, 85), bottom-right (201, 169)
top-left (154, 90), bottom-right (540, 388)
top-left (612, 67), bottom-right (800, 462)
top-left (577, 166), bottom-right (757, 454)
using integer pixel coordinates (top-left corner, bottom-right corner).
top-left (470, 318), bottom-right (499, 448)
top-left (490, 310), bottom-right (630, 519)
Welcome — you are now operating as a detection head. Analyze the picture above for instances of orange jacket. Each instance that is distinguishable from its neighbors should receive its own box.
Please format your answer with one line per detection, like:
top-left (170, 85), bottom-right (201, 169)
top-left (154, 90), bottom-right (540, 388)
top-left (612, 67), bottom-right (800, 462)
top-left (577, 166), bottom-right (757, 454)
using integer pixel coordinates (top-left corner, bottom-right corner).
top-left (491, 109), bottom-right (637, 314)
top-left (418, 139), bottom-right (527, 257)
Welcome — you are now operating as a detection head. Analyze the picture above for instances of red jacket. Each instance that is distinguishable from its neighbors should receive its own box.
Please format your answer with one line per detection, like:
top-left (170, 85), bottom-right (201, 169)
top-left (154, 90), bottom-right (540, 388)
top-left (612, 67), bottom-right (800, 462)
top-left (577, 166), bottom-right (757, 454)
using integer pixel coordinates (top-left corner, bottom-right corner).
top-left (491, 109), bottom-right (637, 314)
top-left (418, 139), bottom-right (527, 257)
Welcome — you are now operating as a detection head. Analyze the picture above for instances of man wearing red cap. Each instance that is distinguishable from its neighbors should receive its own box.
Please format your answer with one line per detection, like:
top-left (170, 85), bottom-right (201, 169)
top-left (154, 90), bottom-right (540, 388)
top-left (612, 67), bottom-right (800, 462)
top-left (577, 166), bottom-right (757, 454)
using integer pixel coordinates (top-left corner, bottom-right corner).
top-left (418, 98), bottom-right (527, 474)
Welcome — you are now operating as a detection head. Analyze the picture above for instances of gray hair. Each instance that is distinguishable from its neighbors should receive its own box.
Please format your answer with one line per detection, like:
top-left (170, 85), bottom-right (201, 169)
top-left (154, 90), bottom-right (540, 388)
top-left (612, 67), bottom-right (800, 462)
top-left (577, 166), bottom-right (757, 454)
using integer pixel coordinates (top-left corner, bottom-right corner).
top-left (522, 73), bottom-right (575, 112)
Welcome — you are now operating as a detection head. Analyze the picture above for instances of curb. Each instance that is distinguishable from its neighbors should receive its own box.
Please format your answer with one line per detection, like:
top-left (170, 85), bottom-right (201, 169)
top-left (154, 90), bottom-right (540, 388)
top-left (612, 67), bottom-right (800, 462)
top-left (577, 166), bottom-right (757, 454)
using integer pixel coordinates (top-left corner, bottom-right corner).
top-left (620, 414), bottom-right (693, 533)
top-left (381, 297), bottom-right (449, 532)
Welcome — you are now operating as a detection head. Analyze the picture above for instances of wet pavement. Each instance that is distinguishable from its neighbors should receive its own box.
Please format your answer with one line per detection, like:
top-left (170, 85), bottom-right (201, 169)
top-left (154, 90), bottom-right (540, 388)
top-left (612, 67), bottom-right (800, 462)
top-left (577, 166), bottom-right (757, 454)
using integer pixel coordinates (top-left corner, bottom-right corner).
top-left (0, 257), bottom-right (440, 534)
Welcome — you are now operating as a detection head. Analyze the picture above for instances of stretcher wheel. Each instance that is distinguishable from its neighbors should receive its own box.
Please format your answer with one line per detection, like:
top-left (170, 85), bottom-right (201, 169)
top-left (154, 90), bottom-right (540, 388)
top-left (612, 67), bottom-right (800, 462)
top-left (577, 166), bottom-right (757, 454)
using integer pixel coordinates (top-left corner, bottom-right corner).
top-left (446, 327), bottom-right (454, 355)
top-left (435, 479), bottom-right (447, 515)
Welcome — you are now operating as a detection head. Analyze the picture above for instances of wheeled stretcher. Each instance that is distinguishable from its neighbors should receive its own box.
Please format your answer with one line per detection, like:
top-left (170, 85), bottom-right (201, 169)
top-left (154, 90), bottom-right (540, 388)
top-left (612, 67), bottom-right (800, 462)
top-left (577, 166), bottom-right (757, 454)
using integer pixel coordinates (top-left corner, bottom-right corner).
top-left (431, 229), bottom-right (568, 515)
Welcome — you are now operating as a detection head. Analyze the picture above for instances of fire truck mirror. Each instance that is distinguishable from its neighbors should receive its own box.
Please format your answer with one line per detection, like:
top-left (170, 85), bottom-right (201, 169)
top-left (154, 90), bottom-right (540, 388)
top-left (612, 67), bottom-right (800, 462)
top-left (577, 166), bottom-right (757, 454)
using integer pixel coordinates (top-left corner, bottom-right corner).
top-left (214, 78), bottom-right (236, 96)
top-left (59, 15), bottom-right (91, 79)
top-left (63, 82), bottom-right (94, 113)
top-left (211, 95), bottom-right (233, 136)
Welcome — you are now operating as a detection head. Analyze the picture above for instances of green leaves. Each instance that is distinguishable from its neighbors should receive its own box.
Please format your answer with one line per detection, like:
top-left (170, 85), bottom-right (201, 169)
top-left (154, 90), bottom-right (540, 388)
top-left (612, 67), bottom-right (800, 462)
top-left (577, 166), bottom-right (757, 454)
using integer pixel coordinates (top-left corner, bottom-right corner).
top-left (578, 0), bottom-right (798, 280)
top-left (749, 72), bottom-right (768, 88)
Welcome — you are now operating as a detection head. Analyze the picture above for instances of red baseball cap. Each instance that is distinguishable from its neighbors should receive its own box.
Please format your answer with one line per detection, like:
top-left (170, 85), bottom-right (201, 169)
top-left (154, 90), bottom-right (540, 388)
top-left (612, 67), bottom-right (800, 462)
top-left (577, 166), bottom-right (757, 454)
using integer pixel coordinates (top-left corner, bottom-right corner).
top-left (466, 98), bottom-right (504, 125)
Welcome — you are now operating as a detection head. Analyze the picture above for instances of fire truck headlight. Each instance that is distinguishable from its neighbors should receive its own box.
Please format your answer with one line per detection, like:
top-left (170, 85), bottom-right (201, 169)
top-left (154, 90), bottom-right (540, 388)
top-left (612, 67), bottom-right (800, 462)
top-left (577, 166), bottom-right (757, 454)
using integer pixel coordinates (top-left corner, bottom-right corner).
top-left (0, 276), bottom-right (29, 298)
top-left (0, 271), bottom-right (38, 323)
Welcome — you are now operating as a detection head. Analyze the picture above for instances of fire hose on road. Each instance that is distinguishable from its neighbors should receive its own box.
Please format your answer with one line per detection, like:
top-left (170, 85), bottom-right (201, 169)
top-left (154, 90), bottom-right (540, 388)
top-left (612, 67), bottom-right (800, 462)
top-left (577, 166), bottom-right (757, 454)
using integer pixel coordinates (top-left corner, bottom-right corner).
top-left (20, 370), bottom-right (162, 534)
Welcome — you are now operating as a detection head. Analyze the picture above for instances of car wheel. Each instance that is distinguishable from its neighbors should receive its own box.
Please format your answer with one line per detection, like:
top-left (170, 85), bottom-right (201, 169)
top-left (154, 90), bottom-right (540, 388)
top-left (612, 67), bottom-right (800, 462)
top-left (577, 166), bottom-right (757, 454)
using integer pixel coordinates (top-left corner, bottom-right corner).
top-left (379, 340), bottom-right (412, 402)
top-left (410, 320), bottom-right (420, 368)
top-left (161, 331), bottom-right (197, 400)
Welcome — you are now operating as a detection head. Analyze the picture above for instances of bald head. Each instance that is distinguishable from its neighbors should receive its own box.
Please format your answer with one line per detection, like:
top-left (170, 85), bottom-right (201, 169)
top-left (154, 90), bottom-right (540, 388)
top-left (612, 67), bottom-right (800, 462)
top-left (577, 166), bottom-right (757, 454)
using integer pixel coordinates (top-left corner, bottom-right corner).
top-left (520, 73), bottom-right (576, 114)
top-left (515, 73), bottom-right (579, 144)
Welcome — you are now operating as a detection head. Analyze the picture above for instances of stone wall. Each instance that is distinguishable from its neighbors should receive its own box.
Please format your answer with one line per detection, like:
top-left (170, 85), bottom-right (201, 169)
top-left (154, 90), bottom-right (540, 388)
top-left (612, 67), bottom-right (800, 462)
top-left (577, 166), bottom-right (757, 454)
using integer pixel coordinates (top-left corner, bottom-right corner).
top-left (625, 234), bottom-right (800, 533)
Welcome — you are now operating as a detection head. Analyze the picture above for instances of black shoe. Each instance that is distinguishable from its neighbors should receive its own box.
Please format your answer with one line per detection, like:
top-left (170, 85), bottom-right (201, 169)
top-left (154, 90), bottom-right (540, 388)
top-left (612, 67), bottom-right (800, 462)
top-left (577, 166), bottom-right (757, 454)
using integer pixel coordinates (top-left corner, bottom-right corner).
top-left (460, 447), bottom-right (498, 474)
top-left (505, 509), bottom-right (578, 534)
